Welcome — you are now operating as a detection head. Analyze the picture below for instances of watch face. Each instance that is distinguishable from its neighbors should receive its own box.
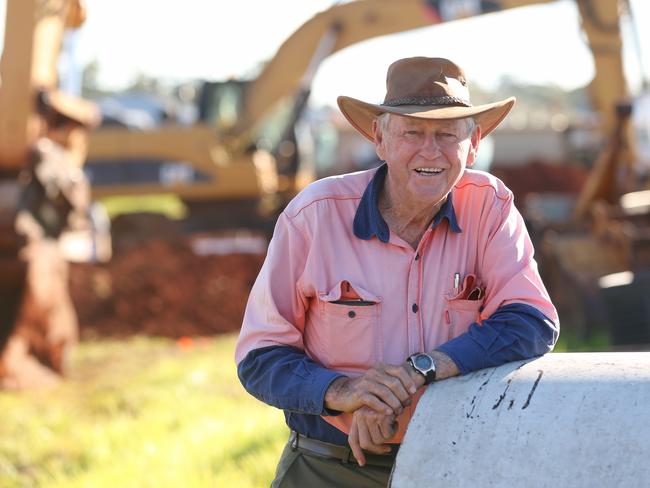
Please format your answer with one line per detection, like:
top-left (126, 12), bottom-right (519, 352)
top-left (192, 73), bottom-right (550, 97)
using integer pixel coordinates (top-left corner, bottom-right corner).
top-left (414, 354), bottom-right (433, 370)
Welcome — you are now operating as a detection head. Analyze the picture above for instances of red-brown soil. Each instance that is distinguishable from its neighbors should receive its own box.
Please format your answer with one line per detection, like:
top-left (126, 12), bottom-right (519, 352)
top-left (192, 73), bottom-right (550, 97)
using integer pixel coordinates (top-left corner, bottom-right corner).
top-left (69, 236), bottom-right (266, 339)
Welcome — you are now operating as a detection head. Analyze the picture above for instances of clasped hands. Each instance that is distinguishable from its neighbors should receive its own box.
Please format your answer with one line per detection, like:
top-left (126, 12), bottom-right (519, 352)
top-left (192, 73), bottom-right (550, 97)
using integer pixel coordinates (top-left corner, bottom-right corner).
top-left (324, 362), bottom-right (424, 466)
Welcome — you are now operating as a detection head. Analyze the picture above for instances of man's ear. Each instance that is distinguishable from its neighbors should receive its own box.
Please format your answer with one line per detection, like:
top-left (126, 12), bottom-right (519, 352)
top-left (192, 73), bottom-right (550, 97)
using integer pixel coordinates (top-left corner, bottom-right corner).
top-left (466, 124), bottom-right (481, 168)
top-left (372, 119), bottom-right (385, 160)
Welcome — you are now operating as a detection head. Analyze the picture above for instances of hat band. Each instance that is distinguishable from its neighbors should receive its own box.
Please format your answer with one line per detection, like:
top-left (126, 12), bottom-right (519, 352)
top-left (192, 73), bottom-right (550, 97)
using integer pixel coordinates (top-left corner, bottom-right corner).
top-left (382, 95), bottom-right (471, 108)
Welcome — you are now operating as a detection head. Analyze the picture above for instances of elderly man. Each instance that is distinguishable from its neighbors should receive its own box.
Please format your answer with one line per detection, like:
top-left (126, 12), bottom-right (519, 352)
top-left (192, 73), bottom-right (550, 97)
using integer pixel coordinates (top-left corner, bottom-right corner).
top-left (235, 57), bottom-right (559, 487)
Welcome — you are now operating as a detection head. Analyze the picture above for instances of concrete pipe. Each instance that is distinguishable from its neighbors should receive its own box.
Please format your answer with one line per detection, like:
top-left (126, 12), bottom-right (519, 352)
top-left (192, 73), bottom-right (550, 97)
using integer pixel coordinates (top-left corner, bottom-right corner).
top-left (391, 353), bottom-right (650, 488)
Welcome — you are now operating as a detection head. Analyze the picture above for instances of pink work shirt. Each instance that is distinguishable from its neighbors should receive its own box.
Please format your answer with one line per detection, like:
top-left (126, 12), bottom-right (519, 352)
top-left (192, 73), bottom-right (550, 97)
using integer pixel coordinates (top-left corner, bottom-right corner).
top-left (235, 166), bottom-right (558, 442)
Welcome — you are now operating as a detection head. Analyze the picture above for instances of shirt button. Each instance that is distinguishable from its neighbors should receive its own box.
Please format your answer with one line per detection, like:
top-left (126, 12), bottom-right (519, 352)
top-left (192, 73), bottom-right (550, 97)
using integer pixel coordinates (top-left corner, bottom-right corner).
top-left (412, 303), bottom-right (419, 313)
top-left (348, 310), bottom-right (356, 318)
top-left (415, 252), bottom-right (420, 261)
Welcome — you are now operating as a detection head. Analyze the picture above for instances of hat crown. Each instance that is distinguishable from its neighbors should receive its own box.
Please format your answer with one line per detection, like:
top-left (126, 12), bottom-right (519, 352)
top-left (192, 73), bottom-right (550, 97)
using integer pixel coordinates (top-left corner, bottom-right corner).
top-left (383, 57), bottom-right (470, 107)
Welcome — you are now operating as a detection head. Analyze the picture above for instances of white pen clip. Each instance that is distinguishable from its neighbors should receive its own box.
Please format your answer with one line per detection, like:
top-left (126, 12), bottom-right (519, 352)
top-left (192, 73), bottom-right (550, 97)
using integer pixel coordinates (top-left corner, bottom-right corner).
top-left (453, 272), bottom-right (460, 295)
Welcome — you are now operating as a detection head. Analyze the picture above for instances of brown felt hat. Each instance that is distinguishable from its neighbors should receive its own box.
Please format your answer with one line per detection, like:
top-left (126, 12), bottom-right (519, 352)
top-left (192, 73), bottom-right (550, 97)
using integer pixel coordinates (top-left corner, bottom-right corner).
top-left (337, 57), bottom-right (515, 142)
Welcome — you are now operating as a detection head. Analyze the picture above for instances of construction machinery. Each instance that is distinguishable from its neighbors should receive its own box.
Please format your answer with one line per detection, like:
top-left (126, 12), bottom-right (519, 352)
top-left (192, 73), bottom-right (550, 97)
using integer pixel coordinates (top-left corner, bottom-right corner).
top-left (0, 0), bottom-right (100, 388)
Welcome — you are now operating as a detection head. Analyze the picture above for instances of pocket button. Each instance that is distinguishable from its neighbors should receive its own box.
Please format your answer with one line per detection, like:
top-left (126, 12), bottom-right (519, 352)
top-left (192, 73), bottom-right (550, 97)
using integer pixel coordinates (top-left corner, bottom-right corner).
top-left (348, 310), bottom-right (356, 318)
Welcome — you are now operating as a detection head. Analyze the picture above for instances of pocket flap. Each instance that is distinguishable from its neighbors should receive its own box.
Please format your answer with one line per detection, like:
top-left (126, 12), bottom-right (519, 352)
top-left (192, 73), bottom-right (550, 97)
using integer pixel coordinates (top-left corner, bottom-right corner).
top-left (320, 280), bottom-right (380, 303)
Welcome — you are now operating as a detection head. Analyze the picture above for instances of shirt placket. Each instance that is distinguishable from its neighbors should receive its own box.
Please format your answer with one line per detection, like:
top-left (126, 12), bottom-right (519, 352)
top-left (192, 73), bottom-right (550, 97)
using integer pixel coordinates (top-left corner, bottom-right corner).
top-left (407, 229), bottom-right (431, 354)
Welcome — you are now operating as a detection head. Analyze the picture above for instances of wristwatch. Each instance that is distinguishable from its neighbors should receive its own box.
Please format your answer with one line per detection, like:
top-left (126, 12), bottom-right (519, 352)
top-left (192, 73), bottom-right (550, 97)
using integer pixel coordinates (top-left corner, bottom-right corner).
top-left (407, 353), bottom-right (436, 384)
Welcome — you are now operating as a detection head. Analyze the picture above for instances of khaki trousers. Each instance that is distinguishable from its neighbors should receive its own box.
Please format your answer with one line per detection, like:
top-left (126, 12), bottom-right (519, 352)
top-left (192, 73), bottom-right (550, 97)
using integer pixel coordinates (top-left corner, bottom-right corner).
top-left (270, 436), bottom-right (393, 488)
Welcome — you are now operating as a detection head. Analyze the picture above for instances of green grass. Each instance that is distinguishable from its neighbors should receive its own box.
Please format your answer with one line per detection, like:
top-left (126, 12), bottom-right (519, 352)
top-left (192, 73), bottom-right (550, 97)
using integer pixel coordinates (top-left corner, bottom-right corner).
top-left (553, 328), bottom-right (611, 352)
top-left (0, 335), bottom-right (287, 488)
top-left (99, 194), bottom-right (187, 220)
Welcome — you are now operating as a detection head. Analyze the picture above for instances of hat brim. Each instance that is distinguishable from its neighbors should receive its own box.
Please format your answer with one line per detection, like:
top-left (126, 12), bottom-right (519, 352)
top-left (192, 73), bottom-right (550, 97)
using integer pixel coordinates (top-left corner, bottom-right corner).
top-left (337, 95), bottom-right (516, 142)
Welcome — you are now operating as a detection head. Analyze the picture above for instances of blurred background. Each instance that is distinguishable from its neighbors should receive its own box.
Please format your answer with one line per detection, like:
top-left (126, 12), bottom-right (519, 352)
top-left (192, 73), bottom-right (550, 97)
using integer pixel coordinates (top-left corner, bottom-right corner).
top-left (0, 0), bottom-right (649, 486)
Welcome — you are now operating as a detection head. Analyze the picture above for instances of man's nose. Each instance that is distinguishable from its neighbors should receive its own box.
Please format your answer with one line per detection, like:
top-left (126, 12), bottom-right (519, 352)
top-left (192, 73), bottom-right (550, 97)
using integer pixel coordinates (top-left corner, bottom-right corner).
top-left (420, 133), bottom-right (442, 158)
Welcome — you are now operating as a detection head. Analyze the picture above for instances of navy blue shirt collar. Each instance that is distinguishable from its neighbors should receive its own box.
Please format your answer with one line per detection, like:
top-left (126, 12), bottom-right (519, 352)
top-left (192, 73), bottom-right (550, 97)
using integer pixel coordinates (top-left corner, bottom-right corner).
top-left (353, 164), bottom-right (462, 242)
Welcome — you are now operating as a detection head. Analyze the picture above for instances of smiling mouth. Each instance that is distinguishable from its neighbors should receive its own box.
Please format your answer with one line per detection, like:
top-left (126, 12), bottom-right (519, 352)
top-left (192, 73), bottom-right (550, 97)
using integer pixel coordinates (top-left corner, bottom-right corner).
top-left (414, 167), bottom-right (444, 175)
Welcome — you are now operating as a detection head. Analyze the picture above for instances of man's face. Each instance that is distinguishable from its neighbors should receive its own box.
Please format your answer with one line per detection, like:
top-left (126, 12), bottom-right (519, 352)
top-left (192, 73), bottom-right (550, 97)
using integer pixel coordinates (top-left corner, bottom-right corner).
top-left (373, 114), bottom-right (480, 208)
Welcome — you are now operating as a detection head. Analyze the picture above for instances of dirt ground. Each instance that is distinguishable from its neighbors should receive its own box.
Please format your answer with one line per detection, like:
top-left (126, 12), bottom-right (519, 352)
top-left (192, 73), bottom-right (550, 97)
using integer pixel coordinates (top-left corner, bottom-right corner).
top-left (69, 234), bottom-right (266, 339)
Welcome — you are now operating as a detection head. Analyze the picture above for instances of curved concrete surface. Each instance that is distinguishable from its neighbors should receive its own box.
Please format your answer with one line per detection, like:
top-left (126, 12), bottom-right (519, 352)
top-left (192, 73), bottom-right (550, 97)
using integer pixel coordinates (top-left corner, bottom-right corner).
top-left (392, 353), bottom-right (650, 488)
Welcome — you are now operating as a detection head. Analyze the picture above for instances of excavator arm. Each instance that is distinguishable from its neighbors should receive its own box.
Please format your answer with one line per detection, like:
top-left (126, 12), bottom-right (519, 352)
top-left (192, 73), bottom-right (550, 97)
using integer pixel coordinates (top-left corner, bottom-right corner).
top-left (0, 0), bottom-right (96, 170)
top-left (574, 0), bottom-right (636, 217)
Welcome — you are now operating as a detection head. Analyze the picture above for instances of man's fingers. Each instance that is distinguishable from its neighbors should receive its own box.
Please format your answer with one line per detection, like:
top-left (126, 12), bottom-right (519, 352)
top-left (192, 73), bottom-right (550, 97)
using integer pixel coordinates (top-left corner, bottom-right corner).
top-left (377, 374), bottom-right (412, 406)
top-left (349, 420), bottom-right (366, 466)
top-left (364, 383), bottom-right (403, 414)
top-left (368, 419), bottom-right (386, 446)
top-left (356, 417), bottom-right (386, 455)
top-left (359, 392), bottom-right (393, 415)
top-left (385, 364), bottom-right (418, 396)
top-left (379, 418), bottom-right (398, 440)
top-left (369, 365), bottom-right (416, 405)
top-left (345, 363), bottom-right (420, 415)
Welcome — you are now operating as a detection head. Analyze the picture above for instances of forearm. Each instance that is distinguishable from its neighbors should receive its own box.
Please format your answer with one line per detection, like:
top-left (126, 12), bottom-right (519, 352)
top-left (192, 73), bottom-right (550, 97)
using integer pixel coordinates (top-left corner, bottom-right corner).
top-left (428, 350), bottom-right (460, 380)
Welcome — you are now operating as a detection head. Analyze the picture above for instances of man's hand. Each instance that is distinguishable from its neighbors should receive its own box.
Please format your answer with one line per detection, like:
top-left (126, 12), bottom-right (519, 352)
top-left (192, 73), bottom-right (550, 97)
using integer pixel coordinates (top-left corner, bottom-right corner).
top-left (348, 406), bottom-right (397, 466)
top-left (324, 363), bottom-right (418, 415)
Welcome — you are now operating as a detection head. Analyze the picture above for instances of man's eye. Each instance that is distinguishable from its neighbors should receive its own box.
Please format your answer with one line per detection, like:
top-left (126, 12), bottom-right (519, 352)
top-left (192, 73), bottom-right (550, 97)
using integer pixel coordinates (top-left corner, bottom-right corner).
top-left (438, 132), bottom-right (458, 140)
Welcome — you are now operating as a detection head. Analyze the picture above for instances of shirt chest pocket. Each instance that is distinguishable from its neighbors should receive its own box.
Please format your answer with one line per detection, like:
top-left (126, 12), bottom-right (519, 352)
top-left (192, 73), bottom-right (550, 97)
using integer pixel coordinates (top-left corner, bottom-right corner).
top-left (316, 281), bottom-right (382, 373)
top-left (444, 273), bottom-right (484, 341)
top-left (445, 298), bottom-right (482, 340)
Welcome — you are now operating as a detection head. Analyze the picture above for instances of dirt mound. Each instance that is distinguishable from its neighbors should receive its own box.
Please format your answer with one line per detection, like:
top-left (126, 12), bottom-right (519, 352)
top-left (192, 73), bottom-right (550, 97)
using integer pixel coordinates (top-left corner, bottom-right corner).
top-left (69, 235), bottom-right (266, 338)
top-left (492, 160), bottom-right (589, 203)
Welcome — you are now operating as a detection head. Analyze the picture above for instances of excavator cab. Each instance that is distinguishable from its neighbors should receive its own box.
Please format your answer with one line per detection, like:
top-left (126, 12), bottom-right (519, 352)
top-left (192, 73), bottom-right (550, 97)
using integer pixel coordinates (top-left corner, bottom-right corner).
top-left (197, 78), bottom-right (312, 187)
top-left (197, 80), bottom-right (248, 130)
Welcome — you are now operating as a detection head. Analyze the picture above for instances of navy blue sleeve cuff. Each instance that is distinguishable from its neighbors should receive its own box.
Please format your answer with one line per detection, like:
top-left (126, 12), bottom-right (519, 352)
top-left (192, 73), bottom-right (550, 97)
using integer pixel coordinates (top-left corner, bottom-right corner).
top-left (237, 345), bottom-right (346, 416)
top-left (437, 303), bottom-right (558, 375)
top-left (320, 374), bottom-right (347, 417)
top-left (438, 332), bottom-right (490, 375)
